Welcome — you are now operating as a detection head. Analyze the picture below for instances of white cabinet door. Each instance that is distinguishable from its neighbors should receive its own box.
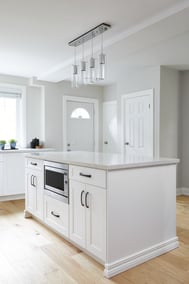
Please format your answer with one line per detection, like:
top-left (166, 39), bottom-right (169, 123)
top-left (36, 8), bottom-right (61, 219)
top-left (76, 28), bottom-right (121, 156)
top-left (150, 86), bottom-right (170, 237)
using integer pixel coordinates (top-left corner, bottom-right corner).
top-left (25, 167), bottom-right (43, 220)
top-left (69, 179), bottom-right (106, 261)
top-left (86, 185), bottom-right (106, 260)
top-left (0, 160), bottom-right (4, 195)
top-left (25, 169), bottom-right (34, 213)
top-left (4, 153), bottom-right (25, 195)
top-left (69, 180), bottom-right (85, 248)
top-left (33, 170), bottom-right (43, 220)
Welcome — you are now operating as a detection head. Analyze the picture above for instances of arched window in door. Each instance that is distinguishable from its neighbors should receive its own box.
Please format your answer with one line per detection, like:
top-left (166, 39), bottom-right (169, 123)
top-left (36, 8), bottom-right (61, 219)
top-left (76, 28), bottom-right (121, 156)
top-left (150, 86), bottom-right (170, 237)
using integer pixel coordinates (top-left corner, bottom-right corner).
top-left (70, 107), bottom-right (90, 119)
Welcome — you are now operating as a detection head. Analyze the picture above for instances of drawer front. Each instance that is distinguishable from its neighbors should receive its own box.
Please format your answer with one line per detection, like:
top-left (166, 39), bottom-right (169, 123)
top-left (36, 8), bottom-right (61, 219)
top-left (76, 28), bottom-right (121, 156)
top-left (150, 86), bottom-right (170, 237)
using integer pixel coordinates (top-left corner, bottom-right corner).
top-left (69, 165), bottom-right (106, 189)
top-left (44, 195), bottom-right (69, 237)
top-left (26, 158), bottom-right (43, 171)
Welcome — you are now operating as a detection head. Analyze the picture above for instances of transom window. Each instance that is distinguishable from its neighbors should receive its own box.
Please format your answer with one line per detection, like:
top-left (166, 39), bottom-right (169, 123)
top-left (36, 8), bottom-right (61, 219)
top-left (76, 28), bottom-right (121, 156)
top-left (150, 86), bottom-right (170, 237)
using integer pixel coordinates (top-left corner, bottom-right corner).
top-left (71, 108), bottom-right (90, 119)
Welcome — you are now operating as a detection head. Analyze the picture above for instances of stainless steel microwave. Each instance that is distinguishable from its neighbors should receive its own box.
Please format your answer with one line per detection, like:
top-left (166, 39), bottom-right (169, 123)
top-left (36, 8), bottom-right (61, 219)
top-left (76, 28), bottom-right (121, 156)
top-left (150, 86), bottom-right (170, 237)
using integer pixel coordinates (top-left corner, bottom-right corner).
top-left (44, 161), bottom-right (69, 203)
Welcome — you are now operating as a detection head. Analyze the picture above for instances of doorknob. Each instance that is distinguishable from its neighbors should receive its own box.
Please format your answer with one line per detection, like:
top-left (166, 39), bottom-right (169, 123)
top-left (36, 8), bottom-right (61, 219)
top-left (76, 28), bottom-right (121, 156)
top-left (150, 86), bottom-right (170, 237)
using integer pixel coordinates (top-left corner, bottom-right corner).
top-left (104, 141), bottom-right (108, 145)
top-left (124, 142), bottom-right (130, 145)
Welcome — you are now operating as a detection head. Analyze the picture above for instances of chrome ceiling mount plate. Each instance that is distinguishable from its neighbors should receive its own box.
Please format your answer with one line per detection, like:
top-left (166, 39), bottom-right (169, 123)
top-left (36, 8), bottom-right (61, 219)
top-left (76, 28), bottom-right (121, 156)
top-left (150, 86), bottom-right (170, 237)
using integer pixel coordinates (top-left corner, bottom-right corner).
top-left (68, 23), bottom-right (111, 47)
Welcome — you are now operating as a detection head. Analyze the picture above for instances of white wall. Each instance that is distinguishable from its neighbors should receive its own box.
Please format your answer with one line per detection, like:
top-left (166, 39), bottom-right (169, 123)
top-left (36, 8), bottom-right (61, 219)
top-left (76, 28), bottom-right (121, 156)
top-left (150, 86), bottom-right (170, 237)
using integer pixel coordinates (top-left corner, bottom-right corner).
top-left (103, 66), bottom-right (160, 154)
top-left (160, 67), bottom-right (180, 158)
top-left (37, 80), bottom-right (103, 151)
top-left (180, 71), bottom-right (189, 189)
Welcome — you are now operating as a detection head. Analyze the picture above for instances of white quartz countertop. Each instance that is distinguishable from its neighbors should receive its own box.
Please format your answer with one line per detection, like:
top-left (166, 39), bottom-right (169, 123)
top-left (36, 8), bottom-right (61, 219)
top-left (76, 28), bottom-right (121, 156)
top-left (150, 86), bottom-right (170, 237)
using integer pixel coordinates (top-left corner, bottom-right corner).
top-left (25, 151), bottom-right (179, 171)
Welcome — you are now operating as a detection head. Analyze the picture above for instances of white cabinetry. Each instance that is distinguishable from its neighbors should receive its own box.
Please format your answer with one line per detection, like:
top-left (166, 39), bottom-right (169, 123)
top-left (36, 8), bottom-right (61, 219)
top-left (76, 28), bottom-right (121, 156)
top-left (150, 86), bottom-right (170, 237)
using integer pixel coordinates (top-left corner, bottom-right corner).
top-left (0, 155), bottom-right (4, 195)
top-left (69, 165), bottom-right (106, 261)
top-left (44, 194), bottom-right (69, 237)
top-left (25, 158), bottom-right (43, 220)
top-left (0, 153), bottom-right (25, 197)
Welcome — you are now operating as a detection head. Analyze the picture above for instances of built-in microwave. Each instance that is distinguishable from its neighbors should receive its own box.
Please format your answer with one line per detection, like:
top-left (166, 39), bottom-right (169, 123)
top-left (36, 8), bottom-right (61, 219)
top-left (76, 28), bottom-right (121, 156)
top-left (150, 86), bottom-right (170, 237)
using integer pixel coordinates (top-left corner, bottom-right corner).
top-left (44, 161), bottom-right (69, 203)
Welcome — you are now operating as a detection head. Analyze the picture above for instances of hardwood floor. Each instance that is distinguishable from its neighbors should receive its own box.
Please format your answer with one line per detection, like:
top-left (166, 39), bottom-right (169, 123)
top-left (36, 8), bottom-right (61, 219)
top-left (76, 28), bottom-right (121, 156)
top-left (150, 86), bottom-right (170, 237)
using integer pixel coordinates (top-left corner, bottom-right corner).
top-left (0, 196), bottom-right (189, 283)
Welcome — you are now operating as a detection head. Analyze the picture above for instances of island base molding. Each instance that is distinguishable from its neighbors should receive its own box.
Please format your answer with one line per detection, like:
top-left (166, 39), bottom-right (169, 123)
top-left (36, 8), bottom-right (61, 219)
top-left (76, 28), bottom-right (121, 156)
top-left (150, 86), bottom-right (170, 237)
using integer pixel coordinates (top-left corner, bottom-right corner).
top-left (104, 237), bottom-right (179, 278)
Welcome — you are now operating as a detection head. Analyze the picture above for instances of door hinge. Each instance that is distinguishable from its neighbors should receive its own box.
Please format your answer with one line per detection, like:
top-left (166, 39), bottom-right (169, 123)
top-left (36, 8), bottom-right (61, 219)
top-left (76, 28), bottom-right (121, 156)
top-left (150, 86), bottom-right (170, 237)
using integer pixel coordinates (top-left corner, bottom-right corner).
top-left (149, 104), bottom-right (150, 109)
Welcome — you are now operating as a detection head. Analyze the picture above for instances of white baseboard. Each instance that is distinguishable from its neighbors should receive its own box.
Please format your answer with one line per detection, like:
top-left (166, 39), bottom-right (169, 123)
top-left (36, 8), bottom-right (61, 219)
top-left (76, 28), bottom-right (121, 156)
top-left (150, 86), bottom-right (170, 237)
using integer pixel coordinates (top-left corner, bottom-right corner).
top-left (177, 187), bottom-right (189, 196)
top-left (104, 237), bottom-right (179, 278)
top-left (0, 194), bottom-right (25, 201)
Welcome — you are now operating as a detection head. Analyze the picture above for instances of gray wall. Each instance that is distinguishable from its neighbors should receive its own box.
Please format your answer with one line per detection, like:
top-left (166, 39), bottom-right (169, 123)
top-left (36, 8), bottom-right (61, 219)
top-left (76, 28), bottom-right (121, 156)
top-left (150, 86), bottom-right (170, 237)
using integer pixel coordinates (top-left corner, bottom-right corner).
top-left (160, 67), bottom-right (180, 158)
top-left (103, 66), bottom-right (161, 154)
top-left (180, 71), bottom-right (189, 188)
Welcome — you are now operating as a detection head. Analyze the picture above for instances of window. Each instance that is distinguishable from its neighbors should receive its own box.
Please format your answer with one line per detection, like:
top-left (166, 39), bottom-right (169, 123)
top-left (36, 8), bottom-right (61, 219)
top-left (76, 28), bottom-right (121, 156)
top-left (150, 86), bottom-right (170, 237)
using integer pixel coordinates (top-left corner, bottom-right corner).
top-left (71, 107), bottom-right (90, 119)
top-left (0, 86), bottom-right (26, 147)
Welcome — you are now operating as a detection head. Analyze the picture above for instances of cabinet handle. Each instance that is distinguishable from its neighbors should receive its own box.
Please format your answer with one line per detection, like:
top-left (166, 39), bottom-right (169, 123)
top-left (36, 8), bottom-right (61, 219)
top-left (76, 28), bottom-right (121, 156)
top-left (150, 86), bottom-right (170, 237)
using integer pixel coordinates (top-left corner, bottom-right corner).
top-left (79, 173), bottom-right (92, 178)
top-left (30, 175), bottom-right (33, 186)
top-left (33, 176), bottom-right (37, 187)
top-left (85, 192), bottom-right (89, 208)
top-left (31, 162), bottom-right (37, 166)
top-left (80, 190), bottom-right (85, 207)
top-left (51, 211), bottom-right (60, 218)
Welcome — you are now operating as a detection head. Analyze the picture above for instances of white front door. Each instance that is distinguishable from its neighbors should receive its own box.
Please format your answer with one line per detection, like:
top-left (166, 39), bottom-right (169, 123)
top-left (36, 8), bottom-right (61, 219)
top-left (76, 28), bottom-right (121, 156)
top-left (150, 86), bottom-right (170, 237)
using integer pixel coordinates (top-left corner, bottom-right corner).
top-left (66, 100), bottom-right (94, 151)
top-left (103, 101), bottom-right (118, 153)
top-left (123, 89), bottom-right (153, 157)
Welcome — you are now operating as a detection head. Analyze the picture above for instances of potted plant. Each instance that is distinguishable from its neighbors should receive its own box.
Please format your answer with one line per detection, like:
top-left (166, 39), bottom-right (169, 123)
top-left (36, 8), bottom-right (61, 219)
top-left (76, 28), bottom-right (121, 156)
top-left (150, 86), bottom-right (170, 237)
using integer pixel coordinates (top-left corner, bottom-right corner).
top-left (0, 140), bottom-right (6, 150)
top-left (9, 139), bottom-right (17, 149)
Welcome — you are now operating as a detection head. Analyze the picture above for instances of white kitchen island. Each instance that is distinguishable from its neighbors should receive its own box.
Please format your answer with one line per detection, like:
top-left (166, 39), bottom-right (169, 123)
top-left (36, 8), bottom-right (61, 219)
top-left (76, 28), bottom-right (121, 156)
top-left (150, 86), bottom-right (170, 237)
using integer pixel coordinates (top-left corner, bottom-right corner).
top-left (25, 151), bottom-right (179, 278)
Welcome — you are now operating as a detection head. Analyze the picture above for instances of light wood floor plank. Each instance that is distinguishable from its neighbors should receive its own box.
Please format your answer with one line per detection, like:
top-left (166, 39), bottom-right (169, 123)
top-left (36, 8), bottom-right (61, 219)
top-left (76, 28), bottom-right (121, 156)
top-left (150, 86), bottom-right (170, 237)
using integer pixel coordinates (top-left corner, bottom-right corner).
top-left (0, 196), bottom-right (189, 283)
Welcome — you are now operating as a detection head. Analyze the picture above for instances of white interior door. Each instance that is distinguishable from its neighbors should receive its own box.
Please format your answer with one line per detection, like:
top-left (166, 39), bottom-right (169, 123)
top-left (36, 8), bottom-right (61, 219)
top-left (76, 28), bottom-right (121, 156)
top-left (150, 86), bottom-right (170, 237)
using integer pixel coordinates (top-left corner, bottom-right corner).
top-left (66, 100), bottom-right (94, 151)
top-left (103, 101), bottom-right (118, 153)
top-left (123, 89), bottom-right (153, 157)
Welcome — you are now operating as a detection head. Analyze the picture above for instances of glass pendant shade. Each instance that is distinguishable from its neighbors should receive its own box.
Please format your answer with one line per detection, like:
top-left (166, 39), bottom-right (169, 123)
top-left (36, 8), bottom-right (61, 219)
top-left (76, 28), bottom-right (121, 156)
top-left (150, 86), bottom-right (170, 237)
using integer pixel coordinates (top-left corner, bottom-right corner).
top-left (72, 64), bottom-right (78, 88)
top-left (89, 57), bottom-right (96, 83)
top-left (80, 60), bottom-right (86, 84)
top-left (99, 53), bottom-right (106, 80)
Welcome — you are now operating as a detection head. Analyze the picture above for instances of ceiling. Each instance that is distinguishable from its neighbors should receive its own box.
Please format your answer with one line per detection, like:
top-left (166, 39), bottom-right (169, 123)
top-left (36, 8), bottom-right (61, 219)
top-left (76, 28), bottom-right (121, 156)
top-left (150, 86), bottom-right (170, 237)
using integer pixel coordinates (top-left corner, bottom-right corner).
top-left (0, 0), bottom-right (189, 84)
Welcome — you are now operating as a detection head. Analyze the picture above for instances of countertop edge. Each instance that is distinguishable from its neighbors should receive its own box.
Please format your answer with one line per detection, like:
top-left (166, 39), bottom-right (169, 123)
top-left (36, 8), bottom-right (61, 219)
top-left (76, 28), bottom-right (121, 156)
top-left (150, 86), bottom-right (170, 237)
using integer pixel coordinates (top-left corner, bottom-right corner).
top-left (25, 153), bottom-right (179, 171)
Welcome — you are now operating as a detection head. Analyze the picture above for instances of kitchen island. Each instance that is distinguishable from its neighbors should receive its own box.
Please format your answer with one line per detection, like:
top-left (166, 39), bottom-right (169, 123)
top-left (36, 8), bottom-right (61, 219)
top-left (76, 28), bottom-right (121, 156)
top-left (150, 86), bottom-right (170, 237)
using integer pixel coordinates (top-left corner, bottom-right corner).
top-left (24, 151), bottom-right (179, 278)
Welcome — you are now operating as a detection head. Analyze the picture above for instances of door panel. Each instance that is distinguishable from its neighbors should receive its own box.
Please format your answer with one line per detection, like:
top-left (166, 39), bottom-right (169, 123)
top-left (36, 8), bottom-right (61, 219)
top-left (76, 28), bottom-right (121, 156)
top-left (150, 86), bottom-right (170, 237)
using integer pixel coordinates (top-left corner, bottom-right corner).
top-left (123, 90), bottom-right (153, 157)
top-left (86, 185), bottom-right (106, 260)
top-left (69, 180), bottom-right (86, 248)
top-left (67, 101), bottom-right (94, 152)
top-left (103, 101), bottom-right (118, 153)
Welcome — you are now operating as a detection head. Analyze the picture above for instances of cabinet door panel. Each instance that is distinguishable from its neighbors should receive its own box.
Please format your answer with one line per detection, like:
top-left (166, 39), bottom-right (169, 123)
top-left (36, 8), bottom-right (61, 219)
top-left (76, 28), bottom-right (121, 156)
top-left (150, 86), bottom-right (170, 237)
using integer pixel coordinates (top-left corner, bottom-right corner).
top-left (69, 180), bottom-right (85, 248)
top-left (25, 170), bottom-right (34, 213)
top-left (86, 185), bottom-right (106, 261)
top-left (4, 153), bottom-right (25, 195)
top-left (33, 171), bottom-right (43, 220)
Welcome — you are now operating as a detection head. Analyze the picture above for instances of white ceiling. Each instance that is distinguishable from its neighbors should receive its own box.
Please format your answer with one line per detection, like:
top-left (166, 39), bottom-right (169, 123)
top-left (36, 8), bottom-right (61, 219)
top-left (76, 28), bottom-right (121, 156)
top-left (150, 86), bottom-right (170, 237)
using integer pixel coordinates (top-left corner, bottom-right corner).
top-left (0, 0), bottom-right (189, 83)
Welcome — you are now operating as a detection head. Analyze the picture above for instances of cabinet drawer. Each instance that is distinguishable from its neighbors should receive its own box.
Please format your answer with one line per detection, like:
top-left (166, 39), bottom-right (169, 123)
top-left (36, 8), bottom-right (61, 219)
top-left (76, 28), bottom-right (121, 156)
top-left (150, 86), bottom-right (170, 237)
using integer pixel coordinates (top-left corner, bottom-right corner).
top-left (69, 165), bottom-right (106, 189)
top-left (44, 195), bottom-right (69, 237)
top-left (26, 158), bottom-right (43, 171)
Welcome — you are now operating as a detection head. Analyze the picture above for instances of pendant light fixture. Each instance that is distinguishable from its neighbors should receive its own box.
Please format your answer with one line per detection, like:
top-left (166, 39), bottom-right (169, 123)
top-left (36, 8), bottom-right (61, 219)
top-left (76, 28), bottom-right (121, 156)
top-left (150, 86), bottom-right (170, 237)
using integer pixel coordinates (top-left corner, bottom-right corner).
top-left (68, 23), bottom-right (111, 87)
